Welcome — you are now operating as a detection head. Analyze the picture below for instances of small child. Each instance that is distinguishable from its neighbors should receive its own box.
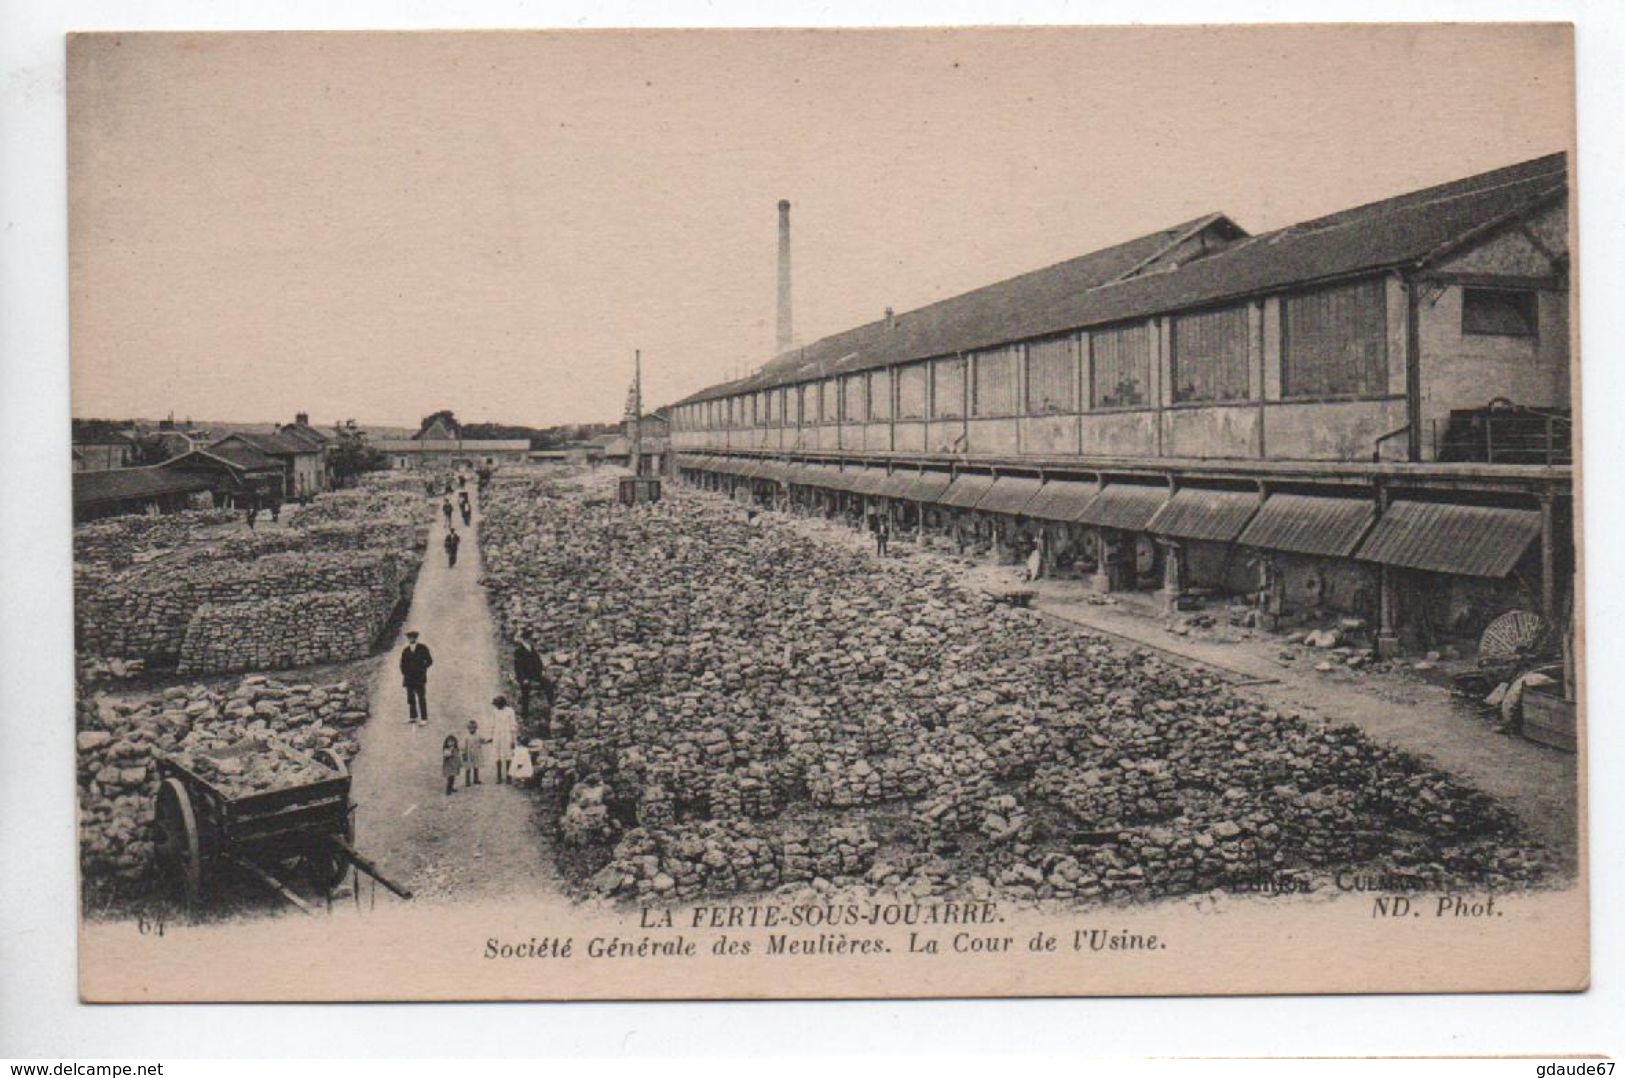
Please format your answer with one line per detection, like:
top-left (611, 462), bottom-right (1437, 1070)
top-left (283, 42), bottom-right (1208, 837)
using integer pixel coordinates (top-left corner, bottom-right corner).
top-left (463, 717), bottom-right (490, 787)
top-left (489, 695), bottom-right (518, 784)
top-left (441, 733), bottom-right (460, 795)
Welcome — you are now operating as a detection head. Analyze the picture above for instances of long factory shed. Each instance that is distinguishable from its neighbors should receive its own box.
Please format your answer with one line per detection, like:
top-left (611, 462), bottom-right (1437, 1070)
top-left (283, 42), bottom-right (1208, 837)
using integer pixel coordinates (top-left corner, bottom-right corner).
top-left (664, 154), bottom-right (1575, 657)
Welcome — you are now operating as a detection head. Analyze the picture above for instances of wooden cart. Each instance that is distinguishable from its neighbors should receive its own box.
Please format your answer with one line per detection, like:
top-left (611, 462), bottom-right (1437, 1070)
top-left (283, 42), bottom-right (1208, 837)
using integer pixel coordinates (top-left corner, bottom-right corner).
top-left (150, 740), bottom-right (412, 915)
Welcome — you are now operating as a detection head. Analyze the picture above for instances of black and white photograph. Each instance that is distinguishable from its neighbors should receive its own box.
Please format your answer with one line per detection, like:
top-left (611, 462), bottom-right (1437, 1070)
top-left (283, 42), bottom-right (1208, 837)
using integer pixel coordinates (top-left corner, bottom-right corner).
top-left (52, 24), bottom-right (1587, 1002)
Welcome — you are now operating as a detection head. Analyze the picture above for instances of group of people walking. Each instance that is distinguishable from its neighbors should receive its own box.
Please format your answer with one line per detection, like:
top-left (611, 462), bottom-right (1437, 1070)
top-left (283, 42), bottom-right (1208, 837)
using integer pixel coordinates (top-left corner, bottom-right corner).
top-left (441, 481), bottom-right (474, 567)
top-left (400, 625), bottom-right (554, 797)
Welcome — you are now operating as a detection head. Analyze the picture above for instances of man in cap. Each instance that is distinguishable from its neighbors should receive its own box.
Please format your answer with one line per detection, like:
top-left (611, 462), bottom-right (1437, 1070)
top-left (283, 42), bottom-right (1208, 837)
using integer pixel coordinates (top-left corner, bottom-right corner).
top-left (400, 630), bottom-right (434, 725)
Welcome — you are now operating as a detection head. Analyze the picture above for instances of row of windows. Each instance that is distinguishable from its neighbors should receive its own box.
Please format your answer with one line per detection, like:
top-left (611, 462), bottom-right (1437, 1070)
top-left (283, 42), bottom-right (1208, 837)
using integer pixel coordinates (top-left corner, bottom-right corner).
top-left (673, 283), bottom-right (1540, 429)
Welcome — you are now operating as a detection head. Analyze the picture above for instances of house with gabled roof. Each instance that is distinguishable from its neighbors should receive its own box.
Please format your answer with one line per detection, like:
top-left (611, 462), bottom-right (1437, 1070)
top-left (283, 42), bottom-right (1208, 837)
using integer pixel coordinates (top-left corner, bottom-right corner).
top-left (211, 429), bottom-right (326, 499)
top-left (160, 444), bottom-right (286, 506)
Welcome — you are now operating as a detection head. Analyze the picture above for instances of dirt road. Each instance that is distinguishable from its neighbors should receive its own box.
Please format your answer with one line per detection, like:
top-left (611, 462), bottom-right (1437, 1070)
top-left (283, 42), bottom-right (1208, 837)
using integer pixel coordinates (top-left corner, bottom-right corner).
top-left (348, 490), bottom-right (560, 904)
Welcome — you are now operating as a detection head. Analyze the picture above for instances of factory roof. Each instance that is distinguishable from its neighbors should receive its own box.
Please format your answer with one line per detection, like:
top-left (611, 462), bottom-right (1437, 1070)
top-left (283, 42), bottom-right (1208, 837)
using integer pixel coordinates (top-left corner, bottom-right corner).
top-left (164, 444), bottom-right (284, 475)
top-left (72, 467), bottom-right (215, 507)
top-left (213, 430), bottom-right (320, 457)
top-left (675, 153), bottom-right (1566, 407)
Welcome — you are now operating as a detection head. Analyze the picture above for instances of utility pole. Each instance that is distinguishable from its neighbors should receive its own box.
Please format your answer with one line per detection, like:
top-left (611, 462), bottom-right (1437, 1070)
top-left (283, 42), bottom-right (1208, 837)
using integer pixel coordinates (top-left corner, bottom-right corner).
top-left (630, 349), bottom-right (643, 478)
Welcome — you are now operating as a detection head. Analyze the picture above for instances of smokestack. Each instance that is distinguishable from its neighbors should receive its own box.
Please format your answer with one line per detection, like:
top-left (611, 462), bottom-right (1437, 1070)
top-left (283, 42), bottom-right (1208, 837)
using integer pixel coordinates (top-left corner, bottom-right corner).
top-left (776, 199), bottom-right (793, 355)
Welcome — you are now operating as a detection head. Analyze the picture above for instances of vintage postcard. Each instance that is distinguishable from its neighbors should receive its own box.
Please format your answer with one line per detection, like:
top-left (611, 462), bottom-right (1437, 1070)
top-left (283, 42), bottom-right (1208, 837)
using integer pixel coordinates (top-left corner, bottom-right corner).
top-left (68, 25), bottom-right (1585, 1001)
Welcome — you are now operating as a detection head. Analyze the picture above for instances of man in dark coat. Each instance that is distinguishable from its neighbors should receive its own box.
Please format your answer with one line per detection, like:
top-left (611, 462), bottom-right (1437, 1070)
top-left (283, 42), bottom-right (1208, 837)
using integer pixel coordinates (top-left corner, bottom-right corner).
top-left (400, 630), bottom-right (433, 725)
top-left (513, 629), bottom-right (554, 736)
top-left (444, 527), bottom-right (461, 567)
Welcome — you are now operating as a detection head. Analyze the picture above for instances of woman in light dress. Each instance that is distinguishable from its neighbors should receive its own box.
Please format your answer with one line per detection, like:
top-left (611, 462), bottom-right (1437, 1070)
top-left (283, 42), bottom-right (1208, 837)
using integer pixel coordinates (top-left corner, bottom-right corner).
top-left (489, 694), bottom-right (519, 784)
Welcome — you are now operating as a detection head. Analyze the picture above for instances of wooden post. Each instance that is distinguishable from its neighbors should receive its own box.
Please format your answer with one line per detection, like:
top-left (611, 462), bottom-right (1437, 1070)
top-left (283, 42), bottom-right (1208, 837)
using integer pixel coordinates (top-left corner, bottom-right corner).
top-left (1540, 491), bottom-right (1556, 621)
top-left (1375, 482), bottom-right (1400, 658)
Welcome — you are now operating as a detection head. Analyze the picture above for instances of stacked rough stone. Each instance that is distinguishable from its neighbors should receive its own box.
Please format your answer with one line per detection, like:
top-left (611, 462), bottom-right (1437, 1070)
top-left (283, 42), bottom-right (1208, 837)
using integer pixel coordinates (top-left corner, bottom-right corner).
top-left (77, 672), bottom-right (368, 891)
top-left (74, 486), bottom-right (432, 672)
top-left (286, 489), bottom-right (425, 529)
top-left (72, 509), bottom-right (239, 568)
top-left (476, 473), bottom-right (1559, 905)
top-left (590, 820), bottom-right (878, 900)
top-left (179, 587), bottom-right (391, 673)
top-left (77, 551), bottom-right (406, 668)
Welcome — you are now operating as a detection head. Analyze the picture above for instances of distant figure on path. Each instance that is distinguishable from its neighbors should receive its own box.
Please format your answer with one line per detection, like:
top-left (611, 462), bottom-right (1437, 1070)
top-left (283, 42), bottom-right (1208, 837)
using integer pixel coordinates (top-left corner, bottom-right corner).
top-left (873, 513), bottom-right (890, 558)
top-left (444, 527), bottom-right (461, 567)
top-left (458, 491), bottom-right (472, 527)
top-left (442, 498), bottom-right (454, 527)
top-left (400, 630), bottom-right (433, 725)
top-left (490, 695), bottom-right (518, 784)
top-left (1024, 534), bottom-right (1044, 582)
top-left (462, 718), bottom-right (489, 786)
top-left (245, 501), bottom-right (259, 529)
top-left (441, 733), bottom-right (461, 794)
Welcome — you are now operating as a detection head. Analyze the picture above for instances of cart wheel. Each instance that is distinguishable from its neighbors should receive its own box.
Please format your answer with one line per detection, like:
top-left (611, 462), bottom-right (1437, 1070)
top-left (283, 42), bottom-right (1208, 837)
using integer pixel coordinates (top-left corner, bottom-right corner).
top-left (315, 748), bottom-right (348, 776)
top-left (151, 778), bottom-right (203, 913)
top-left (302, 806), bottom-right (356, 894)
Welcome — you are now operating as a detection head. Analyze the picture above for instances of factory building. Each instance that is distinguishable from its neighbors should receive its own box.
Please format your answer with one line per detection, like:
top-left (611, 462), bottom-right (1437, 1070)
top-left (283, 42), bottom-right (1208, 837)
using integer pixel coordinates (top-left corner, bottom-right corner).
top-left (668, 154), bottom-right (1574, 662)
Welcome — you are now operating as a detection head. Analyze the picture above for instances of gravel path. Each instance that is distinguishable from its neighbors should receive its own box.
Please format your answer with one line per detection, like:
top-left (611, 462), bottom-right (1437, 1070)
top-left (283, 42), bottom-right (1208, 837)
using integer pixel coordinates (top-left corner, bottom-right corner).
top-left (348, 489), bottom-right (560, 904)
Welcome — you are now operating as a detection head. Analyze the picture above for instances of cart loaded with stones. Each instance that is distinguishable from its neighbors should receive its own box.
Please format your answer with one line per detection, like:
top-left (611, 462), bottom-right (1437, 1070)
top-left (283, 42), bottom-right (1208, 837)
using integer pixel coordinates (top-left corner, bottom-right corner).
top-left (151, 735), bottom-right (412, 915)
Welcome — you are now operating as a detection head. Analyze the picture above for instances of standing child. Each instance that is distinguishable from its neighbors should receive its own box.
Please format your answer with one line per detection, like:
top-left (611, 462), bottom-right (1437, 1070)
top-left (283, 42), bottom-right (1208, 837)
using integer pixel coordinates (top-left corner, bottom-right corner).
top-left (463, 718), bottom-right (489, 786)
top-left (489, 695), bottom-right (518, 784)
top-left (441, 733), bottom-right (460, 795)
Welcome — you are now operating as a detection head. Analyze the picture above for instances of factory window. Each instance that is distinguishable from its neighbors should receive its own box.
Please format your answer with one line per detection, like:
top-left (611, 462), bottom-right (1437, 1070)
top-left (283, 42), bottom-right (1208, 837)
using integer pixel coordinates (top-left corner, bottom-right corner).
top-left (972, 347), bottom-right (1019, 416)
top-left (1171, 304), bottom-right (1250, 403)
top-left (869, 368), bottom-right (893, 420)
top-left (798, 383), bottom-right (814, 424)
top-left (821, 378), bottom-right (840, 423)
top-left (1282, 278), bottom-right (1388, 398)
top-left (1026, 335), bottom-right (1077, 414)
top-left (777, 388), bottom-right (790, 427)
top-left (763, 389), bottom-right (776, 426)
top-left (897, 363), bottom-right (928, 420)
top-left (842, 373), bottom-right (869, 423)
top-left (1091, 322), bottom-right (1152, 408)
top-left (1462, 288), bottom-right (1538, 337)
top-left (932, 356), bottom-right (967, 419)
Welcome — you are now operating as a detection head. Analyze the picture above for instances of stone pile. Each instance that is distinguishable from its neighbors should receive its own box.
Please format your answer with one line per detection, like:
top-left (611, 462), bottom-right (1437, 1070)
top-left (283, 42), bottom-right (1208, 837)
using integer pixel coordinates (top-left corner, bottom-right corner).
top-left (477, 473), bottom-right (1558, 905)
top-left (73, 509), bottom-right (239, 567)
top-left (285, 488), bottom-right (425, 529)
top-left (169, 736), bottom-right (337, 799)
top-left (179, 587), bottom-right (392, 673)
top-left (75, 485), bottom-right (431, 672)
top-left (589, 820), bottom-right (878, 899)
top-left (77, 672), bottom-right (368, 891)
top-left (77, 551), bottom-right (407, 670)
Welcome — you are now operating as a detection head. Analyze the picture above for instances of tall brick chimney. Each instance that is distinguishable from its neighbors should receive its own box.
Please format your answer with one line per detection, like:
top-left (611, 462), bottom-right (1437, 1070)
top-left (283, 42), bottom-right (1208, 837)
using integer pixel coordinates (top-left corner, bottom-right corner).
top-left (776, 199), bottom-right (793, 355)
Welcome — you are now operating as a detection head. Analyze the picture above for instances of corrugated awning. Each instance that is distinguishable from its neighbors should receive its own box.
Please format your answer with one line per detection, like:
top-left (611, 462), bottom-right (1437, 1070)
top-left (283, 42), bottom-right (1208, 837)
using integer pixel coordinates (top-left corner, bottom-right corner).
top-left (939, 473), bottom-right (997, 509)
top-left (871, 471), bottom-right (921, 499)
top-left (1148, 487), bottom-right (1262, 542)
top-left (1074, 483), bottom-right (1170, 530)
top-left (1356, 500), bottom-right (1542, 577)
top-left (901, 471), bottom-right (954, 504)
top-left (844, 469), bottom-right (893, 496)
top-left (1237, 493), bottom-right (1376, 557)
top-left (1024, 480), bottom-right (1100, 522)
top-left (976, 476), bottom-right (1043, 516)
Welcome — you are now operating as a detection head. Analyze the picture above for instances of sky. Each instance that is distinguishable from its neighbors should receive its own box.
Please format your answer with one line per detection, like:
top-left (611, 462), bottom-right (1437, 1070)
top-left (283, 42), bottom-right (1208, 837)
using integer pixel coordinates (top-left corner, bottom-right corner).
top-left (67, 25), bottom-right (1573, 429)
